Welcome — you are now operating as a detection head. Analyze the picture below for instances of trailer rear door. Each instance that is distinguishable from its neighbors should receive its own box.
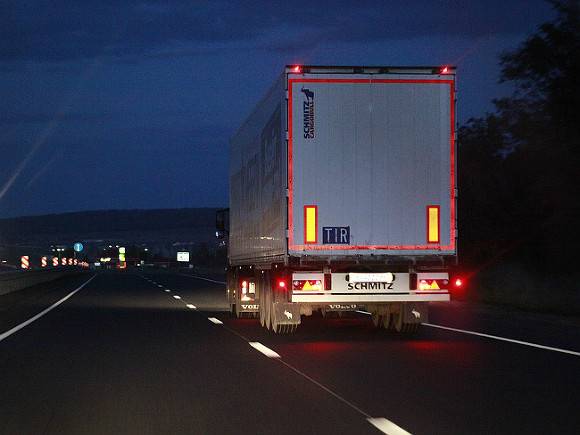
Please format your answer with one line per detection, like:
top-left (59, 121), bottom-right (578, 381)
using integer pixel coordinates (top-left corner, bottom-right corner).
top-left (288, 73), bottom-right (456, 256)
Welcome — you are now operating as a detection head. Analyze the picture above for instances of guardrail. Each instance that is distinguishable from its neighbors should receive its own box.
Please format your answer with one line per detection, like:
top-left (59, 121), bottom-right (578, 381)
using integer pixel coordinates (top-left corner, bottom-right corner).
top-left (0, 268), bottom-right (86, 296)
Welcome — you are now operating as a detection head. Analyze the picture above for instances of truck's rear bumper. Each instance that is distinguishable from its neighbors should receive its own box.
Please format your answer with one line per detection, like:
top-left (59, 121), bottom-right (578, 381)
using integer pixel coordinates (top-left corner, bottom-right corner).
top-left (291, 293), bottom-right (450, 303)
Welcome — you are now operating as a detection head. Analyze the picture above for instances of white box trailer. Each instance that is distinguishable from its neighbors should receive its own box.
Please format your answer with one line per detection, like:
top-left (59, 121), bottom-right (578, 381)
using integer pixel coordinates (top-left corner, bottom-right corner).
top-left (226, 65), bottom-right (457, 333)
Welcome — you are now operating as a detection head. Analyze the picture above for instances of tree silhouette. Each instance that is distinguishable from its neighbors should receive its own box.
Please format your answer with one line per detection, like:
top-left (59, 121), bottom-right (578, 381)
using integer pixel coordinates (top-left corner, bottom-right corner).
top-left (460, 1), bottom-right (580, 292)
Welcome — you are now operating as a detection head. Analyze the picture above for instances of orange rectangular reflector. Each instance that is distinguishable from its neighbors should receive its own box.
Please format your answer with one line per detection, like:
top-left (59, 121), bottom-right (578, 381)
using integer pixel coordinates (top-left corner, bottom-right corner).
top-left (304, 205), bottom-right (318, 244)
top-left (427, 205), bottom-right (440, 243)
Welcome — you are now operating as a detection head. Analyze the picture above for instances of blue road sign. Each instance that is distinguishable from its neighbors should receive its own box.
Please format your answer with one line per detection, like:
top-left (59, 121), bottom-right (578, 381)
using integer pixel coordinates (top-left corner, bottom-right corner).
top-left (73, 242), bottom-right (84, 252)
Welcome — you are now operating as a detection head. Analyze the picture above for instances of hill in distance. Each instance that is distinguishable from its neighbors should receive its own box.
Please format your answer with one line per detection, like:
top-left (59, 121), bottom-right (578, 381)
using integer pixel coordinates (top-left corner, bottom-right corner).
top-left (0, 208), bottom-right (220, 246)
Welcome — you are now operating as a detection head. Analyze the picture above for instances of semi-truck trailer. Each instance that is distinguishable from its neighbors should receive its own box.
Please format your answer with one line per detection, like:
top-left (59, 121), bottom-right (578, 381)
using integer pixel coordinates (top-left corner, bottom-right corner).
top-left (224, 65), bottom-right (457, 333)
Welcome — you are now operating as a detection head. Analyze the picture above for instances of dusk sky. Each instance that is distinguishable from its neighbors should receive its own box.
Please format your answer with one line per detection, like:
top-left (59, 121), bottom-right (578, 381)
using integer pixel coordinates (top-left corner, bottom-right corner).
top-left (0, 0), bottom-right (553, 218)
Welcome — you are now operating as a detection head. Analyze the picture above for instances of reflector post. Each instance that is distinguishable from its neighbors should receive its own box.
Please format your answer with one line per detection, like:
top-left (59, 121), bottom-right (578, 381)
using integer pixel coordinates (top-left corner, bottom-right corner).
top-left (304, 205), bottom-right (318, 244)
top-left (427, 205), bottom-right (440, 244)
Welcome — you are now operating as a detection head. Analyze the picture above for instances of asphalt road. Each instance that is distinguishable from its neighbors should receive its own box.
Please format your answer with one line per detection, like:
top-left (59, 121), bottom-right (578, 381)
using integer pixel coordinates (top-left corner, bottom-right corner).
top-left (1, 271), bottom-right (579, 435)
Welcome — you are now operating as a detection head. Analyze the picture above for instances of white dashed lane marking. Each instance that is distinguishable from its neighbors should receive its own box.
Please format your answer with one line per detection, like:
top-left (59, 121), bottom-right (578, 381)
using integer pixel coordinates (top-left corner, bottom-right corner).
top-left (249, 342), bottom-right (280, 358)
top-left (367, 417), bottom-right (413, 435)
top-left (208, 317), bottom-right (223, 325)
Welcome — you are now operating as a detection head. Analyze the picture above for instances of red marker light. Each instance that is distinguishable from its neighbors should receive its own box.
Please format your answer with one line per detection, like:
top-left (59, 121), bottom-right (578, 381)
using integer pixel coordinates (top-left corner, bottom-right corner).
top-left (292, 65), bottom-right (301, 73)
top-left (440, 66), bottom-right (450, 74)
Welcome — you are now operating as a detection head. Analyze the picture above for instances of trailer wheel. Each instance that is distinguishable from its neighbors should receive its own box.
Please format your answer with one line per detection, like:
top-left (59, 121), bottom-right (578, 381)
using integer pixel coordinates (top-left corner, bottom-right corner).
top-left (390, 306), bottom-right (420, 334)
top-left (390, 304), bottom-right (404, 332)
top-left (259, 302), bottom-right (266, 327)
top-left (321, 309), bottom-right (337, 318)
top-left (259, 273), bottom-right (268, 328)
top-left (264, 277), bottom-right (272, 330)
top-left (403, 323), bottom-right (420, 334)
top-left (227, 268), bottom-right (236, 317)
top-left (382, 305), bottom-right (395, 330)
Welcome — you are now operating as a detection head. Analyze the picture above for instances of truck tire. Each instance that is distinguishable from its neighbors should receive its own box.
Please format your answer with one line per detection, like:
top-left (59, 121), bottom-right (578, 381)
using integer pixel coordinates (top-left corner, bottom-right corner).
top-left (227, 269), bottom-right (235, 316)
top-left (392, 309), bottom-right (404, 332)
top-left (321, 309), bottom-right (338, 319)
top-left (265, 283), bottom-right (272, 330)
top-left (389, 303), bottom-right (420, 334)
top-left (259, 272), bottom-right (268, 328)
top-left (257, 271), bottom-right (274, 330)
top-left (381, 305), bottom-right (394, 330)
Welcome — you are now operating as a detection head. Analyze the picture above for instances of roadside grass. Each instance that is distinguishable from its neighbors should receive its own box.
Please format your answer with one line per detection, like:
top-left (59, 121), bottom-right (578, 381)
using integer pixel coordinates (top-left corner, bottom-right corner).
top-left (469, 263), bottom-right (580, 316)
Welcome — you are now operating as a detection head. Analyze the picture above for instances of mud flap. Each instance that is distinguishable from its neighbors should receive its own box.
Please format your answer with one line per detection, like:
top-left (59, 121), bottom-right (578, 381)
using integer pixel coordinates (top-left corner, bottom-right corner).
top-left (273, 302), bottom-right (301, 325)
top-left (403, 302), bottom-right (429, 324)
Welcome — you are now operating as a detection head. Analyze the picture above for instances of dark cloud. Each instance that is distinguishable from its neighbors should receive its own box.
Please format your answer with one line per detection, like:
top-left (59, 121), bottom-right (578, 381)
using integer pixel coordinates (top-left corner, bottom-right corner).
top-left (0, 0), bottom-right (554, 218)
top-left (1, 0), bottom-right (550, 62)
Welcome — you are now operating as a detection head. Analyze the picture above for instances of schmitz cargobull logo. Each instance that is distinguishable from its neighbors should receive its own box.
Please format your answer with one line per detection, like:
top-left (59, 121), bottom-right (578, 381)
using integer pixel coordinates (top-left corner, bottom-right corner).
top-left (301, 87), bottom-right (315, 139)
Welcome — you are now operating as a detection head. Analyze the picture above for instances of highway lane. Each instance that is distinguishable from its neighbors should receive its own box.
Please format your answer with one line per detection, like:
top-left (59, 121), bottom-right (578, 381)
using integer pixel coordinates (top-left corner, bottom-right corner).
top-left (0, 272), bottom-right (93, 335)
top-left (0, 272), bottom-right (378, 435)
top-left (1, 270), bottom-right (579, 434)
top-left (144, 270), bottom-right (580, 435)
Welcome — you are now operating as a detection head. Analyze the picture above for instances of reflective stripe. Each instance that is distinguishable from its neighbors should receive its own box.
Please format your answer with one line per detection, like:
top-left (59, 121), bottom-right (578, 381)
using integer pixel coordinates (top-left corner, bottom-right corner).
top-left (427, 205), bottom-right (440, 243)
top-left (304, 205), bottom-right (318, 244)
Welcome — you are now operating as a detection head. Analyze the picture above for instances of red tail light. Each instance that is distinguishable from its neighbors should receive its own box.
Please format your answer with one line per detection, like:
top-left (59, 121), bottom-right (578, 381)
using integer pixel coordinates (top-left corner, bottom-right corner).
top-left (454, 278), bottom-right (463, 287)
top-left (278, 280), bottom-right (286, 288)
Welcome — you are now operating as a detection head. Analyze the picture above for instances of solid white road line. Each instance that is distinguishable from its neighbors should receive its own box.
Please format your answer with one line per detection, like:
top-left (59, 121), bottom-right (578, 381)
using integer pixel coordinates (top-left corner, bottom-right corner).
top-left (164, 289), bottom-right (171, 292)
top-left (422, 323), bottom-right (580, 357)
top-left (355, 308), bottom-right (579, 357)
top-left (0, 275), bottom-right (97, 343)
top-left (249, 342), bottom-right (281, 358)
top-left (367, 418), bottom-right (412, 435)
top-left (172, 295), bottom-right (181, 300)
top-left (178, 273), bottom-right (226, 285)
top-left (157, 284), bottom-right (163, 288)
top-left (208, 317), bottom-right (223, 325)
top-left (186, 304), bottom-right (197, 309)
